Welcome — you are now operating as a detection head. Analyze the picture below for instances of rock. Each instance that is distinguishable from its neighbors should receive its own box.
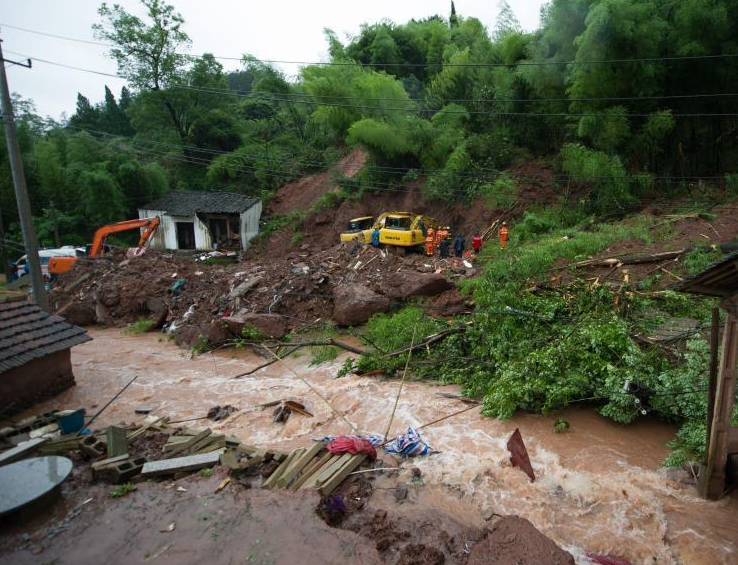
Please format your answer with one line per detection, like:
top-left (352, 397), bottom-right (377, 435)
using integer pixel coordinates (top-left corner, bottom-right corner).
top-left (381, 272), bottom-right (452, 300)
top-left (332, 284), bottom-right (391, 326)
top-left (467, 516), bottom-right (575, 565)
top-left (56, 299), bottom-right (96, 326)
top-left (395, 484), bottom-right (408, 502)
top-left (228, 276), bottom-right (262, 300)
top-left (410, 467), bottom-right (422, 478)
top-left (205, 320), bottom-right (231, 345)
top-left (222, 312), bottom-right (287, 339)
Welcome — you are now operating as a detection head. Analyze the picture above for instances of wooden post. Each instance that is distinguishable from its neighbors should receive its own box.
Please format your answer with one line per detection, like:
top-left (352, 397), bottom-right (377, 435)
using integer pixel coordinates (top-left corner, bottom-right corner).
top-left (706, 307), bottom-right (720, 447)
top-left (701, 300), bottom-right (738, 499)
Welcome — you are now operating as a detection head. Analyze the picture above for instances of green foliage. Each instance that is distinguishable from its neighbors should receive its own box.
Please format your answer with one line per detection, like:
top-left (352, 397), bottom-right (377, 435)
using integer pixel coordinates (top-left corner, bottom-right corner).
top-left (124, 319), bottom-right (156, 334)
top-left (110, 482), bottom-right (136, 498)
top-left (560, 143), bottom-right (632, 212)
top-left (198, 468), bottom-right (214, 477)
top-left (553, 418), bottom-right (570, 433)
top-left (190, 334), bottom-right (211, 355)
top-left (241, 325), bottom-right (265, 342)
top-left (357, 306), bottom-right (445, 374)
top-left (683, 247), bottom-right (722, 275)
top-left (476, 173), bottom-right (518, 209)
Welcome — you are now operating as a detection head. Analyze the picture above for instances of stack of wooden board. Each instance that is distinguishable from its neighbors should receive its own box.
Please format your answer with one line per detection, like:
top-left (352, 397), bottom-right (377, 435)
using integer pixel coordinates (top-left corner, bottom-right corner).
top-left (162, 427), bottom-right (237, 457)
top-left (262, 442), bottom-right (367, 495)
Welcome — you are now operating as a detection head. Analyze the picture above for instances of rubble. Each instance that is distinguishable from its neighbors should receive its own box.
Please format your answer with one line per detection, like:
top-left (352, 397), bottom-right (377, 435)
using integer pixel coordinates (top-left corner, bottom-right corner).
top-left (50, 244), bottom-right (473, 346)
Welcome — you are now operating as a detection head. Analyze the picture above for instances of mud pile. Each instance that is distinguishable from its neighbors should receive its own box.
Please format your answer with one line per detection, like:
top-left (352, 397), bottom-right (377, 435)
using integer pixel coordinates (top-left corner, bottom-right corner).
top-left (51, 244), bottom-right (474, 347)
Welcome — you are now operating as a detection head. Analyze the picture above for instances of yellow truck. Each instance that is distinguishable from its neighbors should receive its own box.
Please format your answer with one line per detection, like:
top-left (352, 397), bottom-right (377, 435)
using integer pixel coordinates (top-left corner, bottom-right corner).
top-left (339, 211), bottom-right (439, 249)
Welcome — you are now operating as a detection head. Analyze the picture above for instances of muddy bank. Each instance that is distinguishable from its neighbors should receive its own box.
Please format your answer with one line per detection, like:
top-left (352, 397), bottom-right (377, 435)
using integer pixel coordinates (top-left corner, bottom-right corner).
top-left (12, 329), bottom-right (738, 564)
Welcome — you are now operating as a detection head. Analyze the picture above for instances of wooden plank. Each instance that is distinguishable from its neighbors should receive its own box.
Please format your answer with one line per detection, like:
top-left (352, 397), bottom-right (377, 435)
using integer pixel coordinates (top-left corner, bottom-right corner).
top-left (186, 434), bottom-right (225, 455)
top-left (275, 443), bottom-right (325, 489)
top-left (91, 453), bottom-right (130, 470)
top-left (299, 455), bottom-right (341, 490)
top-left (261, 449), bottom-right (299, 489)
top-left (270, 448), bottom-right (306, 489)
top-left (315, 453), bottom-right (352, 484)
top-left (319, 454), bottom-right (367, 495)
top-left (164, 428), bottom-right (211, 458)
top-left (290, 450), bottom-right (333, 491)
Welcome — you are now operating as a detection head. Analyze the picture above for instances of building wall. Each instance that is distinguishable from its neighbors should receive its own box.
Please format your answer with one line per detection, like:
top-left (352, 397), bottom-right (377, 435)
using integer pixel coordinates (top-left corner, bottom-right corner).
top-left (138, 210), bottom-right (213, 250)
top-left (241, 201), bottom-right (263, 249)
top-left (0, 349), bottom-right (75, 415)
top-left (140, 203), bottom-right (262, 251)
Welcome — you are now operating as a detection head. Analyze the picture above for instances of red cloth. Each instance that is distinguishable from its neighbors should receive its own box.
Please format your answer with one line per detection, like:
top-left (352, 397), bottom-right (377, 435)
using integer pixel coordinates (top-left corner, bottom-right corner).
top-left (326, 437), bottom-right (377, 459)
top-left (472, 235), bottom-right (482, 251)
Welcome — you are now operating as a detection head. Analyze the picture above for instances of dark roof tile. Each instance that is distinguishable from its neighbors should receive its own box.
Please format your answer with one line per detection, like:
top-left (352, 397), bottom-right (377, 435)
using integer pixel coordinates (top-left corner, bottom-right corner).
top-left (0, 301), bottom-right (91, 374)
top-left (140, 190), bottom-right (260, 215)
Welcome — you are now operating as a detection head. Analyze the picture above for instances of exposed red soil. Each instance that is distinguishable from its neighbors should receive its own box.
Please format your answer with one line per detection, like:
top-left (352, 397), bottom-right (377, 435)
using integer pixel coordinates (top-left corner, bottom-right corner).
top-left (267, 149), bottom-right (367, 215)
top-left (257, 158), bottom-right (560, 256)
top-left (553, 201), bottom-right (738, 288)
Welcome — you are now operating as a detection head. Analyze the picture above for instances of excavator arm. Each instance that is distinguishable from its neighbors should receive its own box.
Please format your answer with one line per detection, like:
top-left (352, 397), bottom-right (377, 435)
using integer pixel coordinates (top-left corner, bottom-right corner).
top-left (89, 217), bottom-right (160, 257)
top-left (49, 217), bottom-right (161, 277)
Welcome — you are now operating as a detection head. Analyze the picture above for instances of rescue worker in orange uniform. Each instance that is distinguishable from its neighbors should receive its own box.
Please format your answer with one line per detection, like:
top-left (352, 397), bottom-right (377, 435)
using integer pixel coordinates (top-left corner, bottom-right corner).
top-left (499, 222), bottom-right (509, 249)
top-left (425, 233), bottom-right (436, 256)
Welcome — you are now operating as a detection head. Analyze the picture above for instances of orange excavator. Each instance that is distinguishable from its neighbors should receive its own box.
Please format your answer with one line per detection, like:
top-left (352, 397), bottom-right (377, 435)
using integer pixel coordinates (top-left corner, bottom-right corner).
top-left (49, 216), bottom-right (161, 276)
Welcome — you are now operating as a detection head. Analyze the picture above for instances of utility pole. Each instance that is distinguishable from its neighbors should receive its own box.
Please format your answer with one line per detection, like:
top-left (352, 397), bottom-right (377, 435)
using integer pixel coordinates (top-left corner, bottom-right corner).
top-left (0, 32), bottom-right (48, 310)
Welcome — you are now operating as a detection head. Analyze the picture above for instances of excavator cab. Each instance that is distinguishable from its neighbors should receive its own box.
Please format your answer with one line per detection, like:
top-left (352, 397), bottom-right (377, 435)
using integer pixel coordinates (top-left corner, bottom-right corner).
top-left (340, 216), bottom-right (375, 243)
top-left (379, 213), bottom-right (437, 248)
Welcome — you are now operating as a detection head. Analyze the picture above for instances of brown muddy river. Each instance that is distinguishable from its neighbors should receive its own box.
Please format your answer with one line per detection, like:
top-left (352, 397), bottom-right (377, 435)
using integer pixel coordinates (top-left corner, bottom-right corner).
top-left (26, 328), bottom-right (738, 565)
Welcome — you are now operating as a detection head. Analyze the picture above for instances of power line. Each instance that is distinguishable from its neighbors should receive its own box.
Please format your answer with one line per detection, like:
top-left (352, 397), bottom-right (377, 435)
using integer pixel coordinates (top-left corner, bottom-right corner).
top-left (173, 84), bottom-right (738, 117)
top-left (4, 21), bottom-right (738, 68)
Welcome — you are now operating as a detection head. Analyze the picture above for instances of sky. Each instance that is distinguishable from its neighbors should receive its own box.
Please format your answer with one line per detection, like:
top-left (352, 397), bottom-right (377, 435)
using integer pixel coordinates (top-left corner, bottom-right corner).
top-left (1, 0), bottom-right (546, 120)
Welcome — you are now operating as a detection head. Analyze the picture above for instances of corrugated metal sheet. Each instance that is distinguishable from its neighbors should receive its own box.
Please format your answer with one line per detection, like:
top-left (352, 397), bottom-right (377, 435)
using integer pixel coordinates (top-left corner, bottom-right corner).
top-left (141, 190), bottom-right (260, 216)
top-left (0, 301), bottom-right (91, 374)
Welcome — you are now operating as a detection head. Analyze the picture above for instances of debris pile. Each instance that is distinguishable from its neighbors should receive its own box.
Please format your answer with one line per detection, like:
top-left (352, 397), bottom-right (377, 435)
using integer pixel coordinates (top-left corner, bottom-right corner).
top-left (50, 244), bottom-right (474, 347)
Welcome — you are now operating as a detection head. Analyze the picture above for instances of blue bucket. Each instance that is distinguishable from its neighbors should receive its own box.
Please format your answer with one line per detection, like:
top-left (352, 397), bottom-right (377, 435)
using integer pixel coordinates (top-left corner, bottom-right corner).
top-left (56, 409), bottom-right (85, 434)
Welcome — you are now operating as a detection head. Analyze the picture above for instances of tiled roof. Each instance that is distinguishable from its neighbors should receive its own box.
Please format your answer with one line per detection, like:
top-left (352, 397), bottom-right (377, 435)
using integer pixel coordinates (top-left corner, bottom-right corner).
top-left (140, 190), bottom-right (260, 215)
top-left (0, 300), bottom-right (91, 373)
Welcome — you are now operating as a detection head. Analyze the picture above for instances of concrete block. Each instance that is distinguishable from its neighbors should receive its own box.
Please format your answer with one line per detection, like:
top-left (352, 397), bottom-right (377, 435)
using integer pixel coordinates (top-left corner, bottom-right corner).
top-left (79, 435), bottom-right (107, 459)
top-left (141, 450), bottom-right (224, 477)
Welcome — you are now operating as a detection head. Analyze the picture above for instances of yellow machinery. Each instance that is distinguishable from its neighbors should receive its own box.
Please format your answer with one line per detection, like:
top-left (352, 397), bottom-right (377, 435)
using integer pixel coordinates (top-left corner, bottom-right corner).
top-left (379, 212), bottom-right (438, 247)
top-left (340, 216), bottom-right (376, 243)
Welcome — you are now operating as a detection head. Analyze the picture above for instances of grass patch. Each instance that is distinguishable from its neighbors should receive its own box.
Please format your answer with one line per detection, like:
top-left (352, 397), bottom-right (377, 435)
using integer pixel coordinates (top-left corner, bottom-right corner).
top-left (198, 468), bottom-right (214, 477)
top-left (124, 319), bottom-right (156, 334)
top-left (110, 482), bottom-right (136, 498)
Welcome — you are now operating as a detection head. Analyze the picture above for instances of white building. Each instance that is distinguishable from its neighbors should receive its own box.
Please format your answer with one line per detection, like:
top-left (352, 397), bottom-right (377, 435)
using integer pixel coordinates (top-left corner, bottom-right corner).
top-left (138, 190), bottom-right (262, 251)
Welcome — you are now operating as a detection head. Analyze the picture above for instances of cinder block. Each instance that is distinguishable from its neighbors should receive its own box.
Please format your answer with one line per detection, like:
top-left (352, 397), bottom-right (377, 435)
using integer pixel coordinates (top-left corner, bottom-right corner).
top-left (79, 435), bottom-right (107, 459)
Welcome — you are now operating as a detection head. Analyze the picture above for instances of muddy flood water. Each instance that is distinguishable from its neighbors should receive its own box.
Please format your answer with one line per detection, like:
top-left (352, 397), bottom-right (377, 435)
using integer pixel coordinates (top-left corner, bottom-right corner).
top-left (22, 328), bottom-right (738, 565)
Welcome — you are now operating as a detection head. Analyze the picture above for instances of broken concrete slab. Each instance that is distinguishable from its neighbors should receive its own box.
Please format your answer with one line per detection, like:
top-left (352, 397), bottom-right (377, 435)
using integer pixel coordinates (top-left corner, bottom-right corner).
top-left (141, 450), bottom-right (224, 477)
top-left (107, 426), bottom-right (128, 458)
top-left (0, 437), bottom-right (46, 467)
top-left (228, 276), bottom-right (263, 300)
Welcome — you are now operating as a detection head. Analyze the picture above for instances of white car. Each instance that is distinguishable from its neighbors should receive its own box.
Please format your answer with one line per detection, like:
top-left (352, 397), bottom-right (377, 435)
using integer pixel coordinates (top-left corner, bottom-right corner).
top-left (14, 246), bottom-right (84, 279)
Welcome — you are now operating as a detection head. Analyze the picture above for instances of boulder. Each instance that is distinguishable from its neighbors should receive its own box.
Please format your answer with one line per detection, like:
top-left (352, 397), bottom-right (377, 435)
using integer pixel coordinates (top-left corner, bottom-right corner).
top-left (223, 312), bottom-right (287, 339)
top-left (205, 319), bottom-right (231, 345)
top-left (56, 299), bottom-right (96, 326)
top-left (333, 283), bottom-right (390, 326)
top-left (381, 272), bottom-right (452, 300)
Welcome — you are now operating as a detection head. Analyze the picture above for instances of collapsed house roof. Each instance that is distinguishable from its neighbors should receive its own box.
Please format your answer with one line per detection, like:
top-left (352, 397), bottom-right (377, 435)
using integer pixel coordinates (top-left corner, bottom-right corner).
top-left (140, 190), bottom-right (260, 216)
top-left (674, 249), bottom-right (738, 298)
top-left (0, 300), bottom-right (91, 373)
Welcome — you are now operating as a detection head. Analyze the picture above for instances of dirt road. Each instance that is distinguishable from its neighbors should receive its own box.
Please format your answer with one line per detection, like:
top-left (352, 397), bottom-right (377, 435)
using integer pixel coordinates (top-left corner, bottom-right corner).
top-left (15, 328), bottom-right (738, 565)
